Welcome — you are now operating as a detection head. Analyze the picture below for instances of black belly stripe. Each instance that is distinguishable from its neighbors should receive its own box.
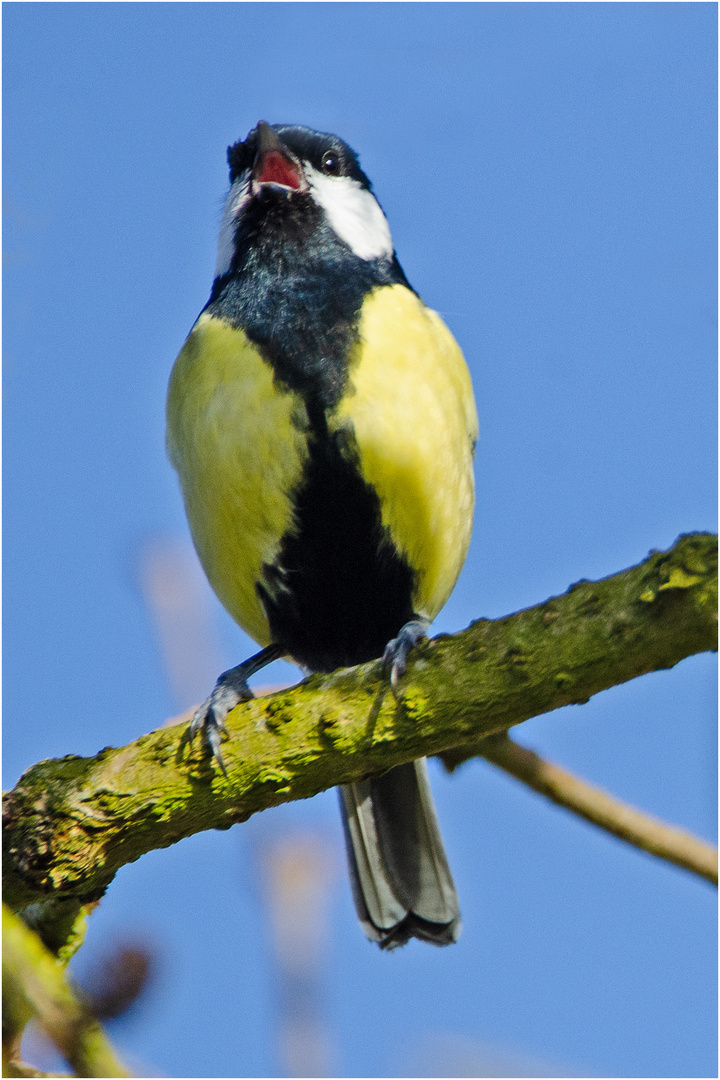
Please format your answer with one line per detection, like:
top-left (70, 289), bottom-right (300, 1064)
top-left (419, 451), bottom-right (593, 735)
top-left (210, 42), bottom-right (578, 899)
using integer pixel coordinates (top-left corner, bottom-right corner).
top-left (206, 186), bottom-right (419, 670)
top-left (258, 406), bottom-right (415, 672)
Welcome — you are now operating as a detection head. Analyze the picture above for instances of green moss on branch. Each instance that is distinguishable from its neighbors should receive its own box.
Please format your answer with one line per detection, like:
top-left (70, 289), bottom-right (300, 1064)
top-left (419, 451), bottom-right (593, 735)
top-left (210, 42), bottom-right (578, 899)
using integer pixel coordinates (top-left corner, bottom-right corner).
top-left (3, 533), bottom-right (717, 912)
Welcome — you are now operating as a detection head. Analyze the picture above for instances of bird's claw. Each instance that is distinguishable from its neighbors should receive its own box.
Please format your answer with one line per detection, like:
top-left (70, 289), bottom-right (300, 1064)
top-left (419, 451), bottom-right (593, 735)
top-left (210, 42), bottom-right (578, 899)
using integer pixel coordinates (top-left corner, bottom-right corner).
top-left (382, 619), bottom-right (428, 696)
top-left (188, 669), bottom-right (254, 776)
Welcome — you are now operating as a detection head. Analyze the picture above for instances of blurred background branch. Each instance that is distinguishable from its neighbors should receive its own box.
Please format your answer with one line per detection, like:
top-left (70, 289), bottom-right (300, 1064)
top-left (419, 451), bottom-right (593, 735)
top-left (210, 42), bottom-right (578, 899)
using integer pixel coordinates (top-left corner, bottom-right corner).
top-left (2, 906), bottom-right (129, 1079)
top-left (259, 832), bottom-right (338, 1077)
top-left (447, 733), bottom-right (718, 884)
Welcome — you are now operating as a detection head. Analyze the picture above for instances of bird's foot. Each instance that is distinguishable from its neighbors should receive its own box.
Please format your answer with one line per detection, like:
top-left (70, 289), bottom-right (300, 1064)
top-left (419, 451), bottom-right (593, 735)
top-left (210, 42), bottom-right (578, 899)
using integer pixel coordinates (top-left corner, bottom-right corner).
top-left (189, 668), bottom-right (254, 776)
top-left (382, 618), bottom-right (429, 695)
top-left (189, 644), bottom-right (285, 775)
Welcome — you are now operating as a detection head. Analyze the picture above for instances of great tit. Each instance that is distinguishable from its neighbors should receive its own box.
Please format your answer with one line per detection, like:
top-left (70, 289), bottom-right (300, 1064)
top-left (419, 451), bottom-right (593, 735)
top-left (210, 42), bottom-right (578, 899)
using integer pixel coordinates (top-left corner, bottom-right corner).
top-left (167, 122), bottom-right (478, 949)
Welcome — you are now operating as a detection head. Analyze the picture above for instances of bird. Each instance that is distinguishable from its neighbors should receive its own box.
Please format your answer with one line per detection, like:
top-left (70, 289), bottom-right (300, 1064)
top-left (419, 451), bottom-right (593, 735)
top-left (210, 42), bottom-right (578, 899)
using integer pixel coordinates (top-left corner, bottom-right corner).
top-left (166, 121), bottom-right (478, 949)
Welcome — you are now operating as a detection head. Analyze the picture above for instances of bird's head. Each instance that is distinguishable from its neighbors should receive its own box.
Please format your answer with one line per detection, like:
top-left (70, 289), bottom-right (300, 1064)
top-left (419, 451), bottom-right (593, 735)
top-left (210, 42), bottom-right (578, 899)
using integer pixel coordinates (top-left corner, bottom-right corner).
top-left (214, 122), bottom-right (394, 278)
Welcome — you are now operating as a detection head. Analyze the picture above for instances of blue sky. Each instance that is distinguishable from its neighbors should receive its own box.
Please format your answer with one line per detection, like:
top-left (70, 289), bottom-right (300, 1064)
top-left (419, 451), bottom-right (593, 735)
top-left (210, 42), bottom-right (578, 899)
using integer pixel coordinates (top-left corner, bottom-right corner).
top-left (4, 4), bottom-right (717, 1078)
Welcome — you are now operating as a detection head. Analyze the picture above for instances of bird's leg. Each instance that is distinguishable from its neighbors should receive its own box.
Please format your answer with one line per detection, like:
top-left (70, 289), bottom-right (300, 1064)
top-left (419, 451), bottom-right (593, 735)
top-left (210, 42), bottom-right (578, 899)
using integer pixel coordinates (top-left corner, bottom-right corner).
top-left (189, 643), bottom-right (286, 774)
top-left (382, 617), bottom-right (430, 694)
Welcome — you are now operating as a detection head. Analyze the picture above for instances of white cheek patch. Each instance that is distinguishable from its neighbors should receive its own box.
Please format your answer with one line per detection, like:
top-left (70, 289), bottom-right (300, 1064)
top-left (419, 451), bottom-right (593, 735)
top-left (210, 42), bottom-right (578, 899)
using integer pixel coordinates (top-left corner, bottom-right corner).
top-left (214, 171), bottom-right (251, 279)
top-left (306, 167), bottom-right (394, 261)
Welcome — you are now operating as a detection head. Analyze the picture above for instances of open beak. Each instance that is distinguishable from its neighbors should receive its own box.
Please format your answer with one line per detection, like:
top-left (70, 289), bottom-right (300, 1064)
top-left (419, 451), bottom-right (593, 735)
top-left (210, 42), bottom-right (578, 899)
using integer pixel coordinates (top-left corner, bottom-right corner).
top-left (252, 121), bottom-right (307, 193)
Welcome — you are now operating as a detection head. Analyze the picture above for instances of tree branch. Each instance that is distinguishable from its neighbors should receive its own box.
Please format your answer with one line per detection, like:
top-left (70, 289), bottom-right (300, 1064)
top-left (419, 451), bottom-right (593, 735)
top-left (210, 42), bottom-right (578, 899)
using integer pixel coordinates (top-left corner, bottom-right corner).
top-left (3, 533), bottom-right (716, 914)
top-left (2, 906), bottom-right (129, 1078)
top-left (456, 733), bottom-right (718, 885)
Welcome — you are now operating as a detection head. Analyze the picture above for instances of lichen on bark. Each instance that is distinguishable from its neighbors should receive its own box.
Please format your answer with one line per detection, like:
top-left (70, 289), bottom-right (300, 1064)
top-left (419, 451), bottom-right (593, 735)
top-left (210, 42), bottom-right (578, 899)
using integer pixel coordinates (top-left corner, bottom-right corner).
top-left (3, 532), bottom-right (717, 917)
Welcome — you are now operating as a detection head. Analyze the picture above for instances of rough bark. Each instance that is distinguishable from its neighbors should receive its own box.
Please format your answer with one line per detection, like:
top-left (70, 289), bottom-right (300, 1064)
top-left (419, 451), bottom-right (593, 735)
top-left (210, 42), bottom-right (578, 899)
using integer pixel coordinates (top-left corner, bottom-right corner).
top-left (4, 533), bottom-right (717, 915)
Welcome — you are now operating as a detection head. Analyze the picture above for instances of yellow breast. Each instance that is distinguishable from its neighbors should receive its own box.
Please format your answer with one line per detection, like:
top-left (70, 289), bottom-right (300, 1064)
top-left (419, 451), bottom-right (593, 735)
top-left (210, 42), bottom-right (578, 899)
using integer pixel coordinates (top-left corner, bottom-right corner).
top-left (167, 286), bottom-right (477, 651)
top-left (166, 312), bottom-right (309, 645)
top-left (333, 285), bottom-right (478, 621)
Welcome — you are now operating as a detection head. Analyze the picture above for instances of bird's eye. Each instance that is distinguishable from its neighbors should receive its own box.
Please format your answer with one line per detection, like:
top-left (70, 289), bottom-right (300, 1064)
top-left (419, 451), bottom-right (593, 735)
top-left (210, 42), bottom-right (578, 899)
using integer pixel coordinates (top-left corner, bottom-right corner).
top-left (321, 151), bottom-right (341, 175)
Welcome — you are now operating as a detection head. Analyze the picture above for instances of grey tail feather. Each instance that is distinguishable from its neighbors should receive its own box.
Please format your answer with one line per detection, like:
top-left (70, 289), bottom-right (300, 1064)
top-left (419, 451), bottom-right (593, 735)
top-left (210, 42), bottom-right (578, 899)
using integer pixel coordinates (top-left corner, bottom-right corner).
top-left (338, 758), bottom-right (461, 949)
